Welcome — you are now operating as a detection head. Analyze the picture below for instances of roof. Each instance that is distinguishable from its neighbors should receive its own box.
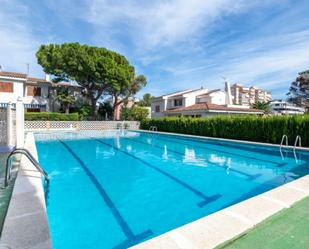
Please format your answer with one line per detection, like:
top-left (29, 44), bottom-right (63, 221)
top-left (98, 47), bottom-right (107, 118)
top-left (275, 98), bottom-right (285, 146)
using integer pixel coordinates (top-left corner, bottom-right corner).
top-left (0, 71), bottom-right (27, 78)
top-left (0, 71), bottom-right (79, 87)
top-left (197, 89), bottom-right (221, 97)
top-left (26, 77), bottom-right (50, 84)
top-left (154, 89), bottom-right (193, 99)
top-left (165, 103), bottom-right (263, 113)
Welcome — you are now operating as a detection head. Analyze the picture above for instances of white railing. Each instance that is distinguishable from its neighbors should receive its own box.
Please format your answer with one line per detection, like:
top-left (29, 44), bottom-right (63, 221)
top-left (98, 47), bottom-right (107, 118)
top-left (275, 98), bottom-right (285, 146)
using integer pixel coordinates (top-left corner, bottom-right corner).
top-left (25, 121), bottom-right (140, 131)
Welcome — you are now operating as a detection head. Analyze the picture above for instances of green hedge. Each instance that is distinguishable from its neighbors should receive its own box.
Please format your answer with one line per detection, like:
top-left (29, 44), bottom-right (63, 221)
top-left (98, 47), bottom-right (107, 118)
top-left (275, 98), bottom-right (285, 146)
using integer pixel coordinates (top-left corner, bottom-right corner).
top-left (25, 112), bottom-right (79, 121)
top-left (141, 115), bottom-right (309, 147)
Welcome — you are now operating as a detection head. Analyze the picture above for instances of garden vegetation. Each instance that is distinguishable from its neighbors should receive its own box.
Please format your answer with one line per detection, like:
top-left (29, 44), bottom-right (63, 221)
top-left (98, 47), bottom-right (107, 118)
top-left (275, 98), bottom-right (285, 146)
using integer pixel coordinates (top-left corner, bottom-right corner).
top-left (141, 115), bottom-right (309, 146)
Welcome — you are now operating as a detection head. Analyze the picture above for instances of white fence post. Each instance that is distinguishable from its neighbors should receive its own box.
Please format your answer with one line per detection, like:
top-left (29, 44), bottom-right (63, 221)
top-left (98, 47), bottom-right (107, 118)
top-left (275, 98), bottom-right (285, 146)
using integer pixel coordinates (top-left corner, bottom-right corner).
top-left (16, 97), bottom-right (25, 148)
top-left (6, 102), bottom-right (13, 146)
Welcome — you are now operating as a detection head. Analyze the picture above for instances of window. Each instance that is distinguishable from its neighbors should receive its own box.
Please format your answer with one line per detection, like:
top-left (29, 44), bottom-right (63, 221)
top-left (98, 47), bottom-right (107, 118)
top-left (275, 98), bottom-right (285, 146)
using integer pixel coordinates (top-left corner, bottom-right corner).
top-left (27, 86), bottom-right (41, 96)
top-left (155, 105), bottom-right (160, 112)
top-left (174, 99), bottom-right (183, 106)
top-left (0, 82), bottom-right (13, 92)
top-left (26, 108), bottom-right (40, 112)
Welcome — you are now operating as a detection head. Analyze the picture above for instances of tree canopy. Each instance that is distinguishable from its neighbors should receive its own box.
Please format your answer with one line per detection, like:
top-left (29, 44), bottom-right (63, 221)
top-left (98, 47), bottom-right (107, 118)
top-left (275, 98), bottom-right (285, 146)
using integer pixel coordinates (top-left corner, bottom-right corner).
top-left (252, 101), bottom-right (270, 113)
top-left (108, 74), bottom-right (147, 120)
top-left (287, 70), bottom-right (309, 111)
top-left (36, 43), bottom-right (137, 118)
top-left (138, 93), bottom-right (153, 107)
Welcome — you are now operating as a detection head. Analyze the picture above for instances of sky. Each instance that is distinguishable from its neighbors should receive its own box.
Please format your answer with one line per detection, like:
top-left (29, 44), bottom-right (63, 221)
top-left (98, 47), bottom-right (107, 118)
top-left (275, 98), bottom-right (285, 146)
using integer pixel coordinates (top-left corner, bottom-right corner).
top-left (0, 0), bottom-right (309, 99)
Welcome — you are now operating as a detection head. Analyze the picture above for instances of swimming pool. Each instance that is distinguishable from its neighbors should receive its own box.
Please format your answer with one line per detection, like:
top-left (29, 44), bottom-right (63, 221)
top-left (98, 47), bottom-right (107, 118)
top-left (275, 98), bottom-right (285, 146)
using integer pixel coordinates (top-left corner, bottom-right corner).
top-left (35, 130), bottom-right (309, 249)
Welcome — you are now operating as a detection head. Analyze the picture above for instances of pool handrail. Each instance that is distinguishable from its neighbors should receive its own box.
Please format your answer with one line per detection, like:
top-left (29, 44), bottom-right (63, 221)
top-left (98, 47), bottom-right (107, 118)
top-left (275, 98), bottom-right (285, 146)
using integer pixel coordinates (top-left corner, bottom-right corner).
top-left (4, 148), bottom-right (49, 188)
top-left (294, 135), bottom-right (301, 150)
top-left (280, 135), bottom-right (288, 148)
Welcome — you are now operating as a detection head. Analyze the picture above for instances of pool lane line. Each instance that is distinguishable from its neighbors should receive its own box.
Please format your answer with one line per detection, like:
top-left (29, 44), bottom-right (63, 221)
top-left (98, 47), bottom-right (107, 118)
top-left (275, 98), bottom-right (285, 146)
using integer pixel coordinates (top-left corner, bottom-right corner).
top-left (122, 137), bottom-right (260, 181)
top-left (143, 134), bottom-right (285, 167)
top-left (58, 140), bottom-right (153, 248)
top-left (94, 138), bottom-right (221, 208)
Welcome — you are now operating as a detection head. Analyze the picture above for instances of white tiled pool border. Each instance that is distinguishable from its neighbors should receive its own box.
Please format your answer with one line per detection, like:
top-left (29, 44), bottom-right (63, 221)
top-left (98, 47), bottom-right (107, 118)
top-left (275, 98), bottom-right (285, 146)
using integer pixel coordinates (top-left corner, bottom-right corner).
top-left (0, 132), bottom-right (52, 249)
top-left (131, 130), bottom-right (309, 249)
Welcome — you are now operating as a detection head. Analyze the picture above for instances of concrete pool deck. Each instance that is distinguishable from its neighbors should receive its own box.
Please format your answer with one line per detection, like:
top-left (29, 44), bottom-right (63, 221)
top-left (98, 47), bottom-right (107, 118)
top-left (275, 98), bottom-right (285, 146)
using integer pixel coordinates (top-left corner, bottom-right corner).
top-left (0, 130), bottom-right (308, 249)
top-left (218, 196), bottom-right (309, 249)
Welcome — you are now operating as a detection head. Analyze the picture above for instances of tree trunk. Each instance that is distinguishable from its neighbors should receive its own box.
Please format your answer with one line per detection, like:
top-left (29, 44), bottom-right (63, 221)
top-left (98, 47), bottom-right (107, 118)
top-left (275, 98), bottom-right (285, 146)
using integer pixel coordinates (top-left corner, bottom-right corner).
top-left (65, 104), bottom-right (70, 114)
top-left (91, 97), bottom-right (97, 120)
top-left (113, 103), bottom-right (118, 121)
top-left (113, 96), bottom-right (119, 121)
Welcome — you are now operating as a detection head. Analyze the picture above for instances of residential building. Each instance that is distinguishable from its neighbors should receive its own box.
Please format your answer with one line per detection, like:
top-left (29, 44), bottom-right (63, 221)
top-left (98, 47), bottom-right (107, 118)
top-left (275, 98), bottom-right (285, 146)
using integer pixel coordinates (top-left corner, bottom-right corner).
top-left (230, 83), bottom-right (272, 106)
top-left (151, 85), bottom-right (263, 118)
top-left (151, 88), bottom-right (209, 118)
top-left (0, 70), bottom-right (82, 112)
top-left (270, 100), bottom-right (305, 115)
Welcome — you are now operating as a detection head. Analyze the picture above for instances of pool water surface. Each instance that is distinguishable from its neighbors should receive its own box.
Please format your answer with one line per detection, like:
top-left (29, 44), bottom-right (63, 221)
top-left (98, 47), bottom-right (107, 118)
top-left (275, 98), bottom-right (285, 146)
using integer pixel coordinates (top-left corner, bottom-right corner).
top-left (35, 131), bottom-right (309, 249)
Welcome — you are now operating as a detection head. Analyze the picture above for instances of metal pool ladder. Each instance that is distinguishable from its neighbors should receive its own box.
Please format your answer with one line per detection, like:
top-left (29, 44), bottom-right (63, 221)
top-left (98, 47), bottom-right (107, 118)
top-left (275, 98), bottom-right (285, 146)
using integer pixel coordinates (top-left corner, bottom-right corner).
top-left (149, 126), bottom-right (158, 131)
top-left (4, 148), bottom-right (49, 188)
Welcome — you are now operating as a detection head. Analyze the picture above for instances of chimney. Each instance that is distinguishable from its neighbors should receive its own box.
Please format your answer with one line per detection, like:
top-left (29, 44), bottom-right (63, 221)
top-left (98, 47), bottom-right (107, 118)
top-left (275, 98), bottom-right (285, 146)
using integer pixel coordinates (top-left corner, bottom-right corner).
top-left (225, 81), bottom-right (233, 105)
top-left (45, 74), bottom-right (50, 82)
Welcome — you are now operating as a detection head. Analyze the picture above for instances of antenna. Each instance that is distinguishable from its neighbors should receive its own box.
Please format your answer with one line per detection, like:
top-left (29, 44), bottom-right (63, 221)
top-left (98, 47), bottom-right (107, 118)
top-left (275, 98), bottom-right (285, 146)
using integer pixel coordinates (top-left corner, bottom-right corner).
top-left (26, 63), bottom-right (30, 75)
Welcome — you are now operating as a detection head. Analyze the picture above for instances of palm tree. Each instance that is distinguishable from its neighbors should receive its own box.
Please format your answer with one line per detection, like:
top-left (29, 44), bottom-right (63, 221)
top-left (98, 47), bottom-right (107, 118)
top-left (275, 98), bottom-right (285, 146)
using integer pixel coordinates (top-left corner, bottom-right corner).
top-left (252, 101), bottom-right (271, 113)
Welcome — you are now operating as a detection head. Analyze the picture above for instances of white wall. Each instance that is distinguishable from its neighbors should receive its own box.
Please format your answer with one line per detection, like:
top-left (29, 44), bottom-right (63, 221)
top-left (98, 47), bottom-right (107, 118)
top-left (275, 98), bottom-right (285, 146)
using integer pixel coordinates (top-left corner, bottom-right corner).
top-left (197, 91), bottom-right (226, 105)
top-left (151, 98), bottom-right (166, 118)
top-left (0, 81), bottom-right (24, 103)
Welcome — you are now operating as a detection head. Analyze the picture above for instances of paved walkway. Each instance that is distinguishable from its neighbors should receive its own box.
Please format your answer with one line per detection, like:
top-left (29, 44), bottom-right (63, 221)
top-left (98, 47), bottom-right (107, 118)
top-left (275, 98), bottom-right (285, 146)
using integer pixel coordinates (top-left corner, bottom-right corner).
top-left (218, 196), bottom-right (309, 249)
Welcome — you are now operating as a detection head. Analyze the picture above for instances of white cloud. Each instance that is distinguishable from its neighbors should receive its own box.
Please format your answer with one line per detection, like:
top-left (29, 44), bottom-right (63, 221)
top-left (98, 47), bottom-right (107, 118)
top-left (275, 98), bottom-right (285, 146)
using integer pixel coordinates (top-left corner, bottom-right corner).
top-left (162, 29), bottom-right (309, 92)
top-left (0, 0), bottom-right (43, 76)
top-left (86, 0), bottom-right (259, 49)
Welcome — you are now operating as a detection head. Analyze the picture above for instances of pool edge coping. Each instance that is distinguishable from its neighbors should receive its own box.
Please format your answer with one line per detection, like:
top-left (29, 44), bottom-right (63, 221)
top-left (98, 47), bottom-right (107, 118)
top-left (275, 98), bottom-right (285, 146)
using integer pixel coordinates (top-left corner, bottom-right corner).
top-left (130, 130), bottom-right (309, 249)
top-left (0, 132), bottom-right (52, 249)
top-left (133, 129), bottom-right (309, 151)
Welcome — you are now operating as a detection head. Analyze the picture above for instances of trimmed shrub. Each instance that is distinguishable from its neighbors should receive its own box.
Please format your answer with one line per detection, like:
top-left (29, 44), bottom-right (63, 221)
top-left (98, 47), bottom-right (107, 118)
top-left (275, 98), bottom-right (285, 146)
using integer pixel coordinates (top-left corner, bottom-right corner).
top-left (140, 115), bottom-right (309, 147)
top-left (25, 112), bottom-right (79, 121)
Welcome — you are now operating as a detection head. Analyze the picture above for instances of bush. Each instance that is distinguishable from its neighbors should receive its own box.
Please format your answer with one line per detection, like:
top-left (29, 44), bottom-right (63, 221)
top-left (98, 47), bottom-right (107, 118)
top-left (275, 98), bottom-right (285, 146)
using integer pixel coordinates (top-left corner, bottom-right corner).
top-left (121, 106), bottom-right (149, 121)
top-left (25, 112), bottom-right (79, 121)
top-left (140, 115), bottom-right (309, 147)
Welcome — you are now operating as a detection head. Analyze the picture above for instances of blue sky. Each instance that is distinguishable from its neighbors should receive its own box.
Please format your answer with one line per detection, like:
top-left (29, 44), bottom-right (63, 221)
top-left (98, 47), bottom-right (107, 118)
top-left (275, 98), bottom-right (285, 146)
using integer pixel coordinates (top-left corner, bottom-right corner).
top-left (0, 0), bottom-right (309, 99)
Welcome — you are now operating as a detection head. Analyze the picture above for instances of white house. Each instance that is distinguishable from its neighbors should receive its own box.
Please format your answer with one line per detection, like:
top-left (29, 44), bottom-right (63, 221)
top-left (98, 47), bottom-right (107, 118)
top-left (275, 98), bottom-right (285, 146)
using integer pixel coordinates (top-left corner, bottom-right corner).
top-left (151, 88), bottom-right (209, 118)
top-left (0, 70), bottom-right (83, 112)
top-left (0, 71), bottom-right (51, 111)
top-left (270, 100), bottom-right (305, 115)
top-left (151, 84), bottom-right (263, 118)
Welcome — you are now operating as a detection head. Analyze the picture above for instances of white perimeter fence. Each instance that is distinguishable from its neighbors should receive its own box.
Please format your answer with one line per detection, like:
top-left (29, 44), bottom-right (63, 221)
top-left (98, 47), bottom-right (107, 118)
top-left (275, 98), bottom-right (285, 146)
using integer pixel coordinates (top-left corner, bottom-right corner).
top-left (25, 121), bottom-right (140, 131)
top-left (0, 98), bottom-right (140, 148)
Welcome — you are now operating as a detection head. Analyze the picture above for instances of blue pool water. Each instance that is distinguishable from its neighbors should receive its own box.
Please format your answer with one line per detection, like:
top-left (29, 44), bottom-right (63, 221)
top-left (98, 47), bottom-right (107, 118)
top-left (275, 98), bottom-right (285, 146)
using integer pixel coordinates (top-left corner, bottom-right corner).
top-left (35, 131), bottom-right (309, 249)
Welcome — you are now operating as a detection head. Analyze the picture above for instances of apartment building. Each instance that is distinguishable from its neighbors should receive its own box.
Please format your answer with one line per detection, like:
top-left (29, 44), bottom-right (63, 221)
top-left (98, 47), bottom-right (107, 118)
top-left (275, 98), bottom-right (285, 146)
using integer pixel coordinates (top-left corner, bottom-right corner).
top-left (230, 83), bottom-right (272, 106)
top-left (151, 85), bottom-right (263, 118)
top-left (270, 100), bottom-right (305, 115)
top-left (0, 70), bottom-right (82, 112)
